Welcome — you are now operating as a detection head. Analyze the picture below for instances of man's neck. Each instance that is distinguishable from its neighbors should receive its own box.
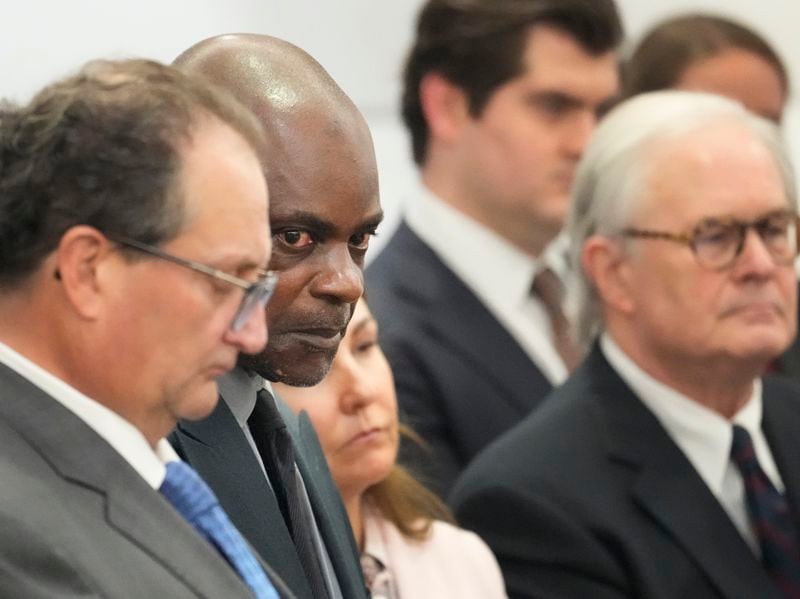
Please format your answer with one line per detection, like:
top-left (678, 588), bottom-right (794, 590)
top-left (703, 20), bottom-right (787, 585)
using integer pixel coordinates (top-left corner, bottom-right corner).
top-left (607, 329), bottom-right (760, 419)
top-left (421, 171), bottom-right (553, 257)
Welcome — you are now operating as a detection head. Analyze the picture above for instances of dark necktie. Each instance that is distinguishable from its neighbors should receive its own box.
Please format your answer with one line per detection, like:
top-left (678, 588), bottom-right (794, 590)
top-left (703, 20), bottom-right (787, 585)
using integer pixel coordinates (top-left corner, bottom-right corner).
top-left (531, 267), bottom-right (582, 371)
top-left (159, 461), bottom-right (279, 599)
top-left (730, 425), bottom-right (800, 597)
top-left (249, 389), bottom-right (331, 599)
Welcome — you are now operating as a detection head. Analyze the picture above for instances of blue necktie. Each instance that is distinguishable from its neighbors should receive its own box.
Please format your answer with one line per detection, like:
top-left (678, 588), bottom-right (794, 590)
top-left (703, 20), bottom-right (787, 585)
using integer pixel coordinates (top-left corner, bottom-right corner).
top-left (160, 461), bottom-right (280, 599)
top-left (730, 425), bottom-right (800, 597)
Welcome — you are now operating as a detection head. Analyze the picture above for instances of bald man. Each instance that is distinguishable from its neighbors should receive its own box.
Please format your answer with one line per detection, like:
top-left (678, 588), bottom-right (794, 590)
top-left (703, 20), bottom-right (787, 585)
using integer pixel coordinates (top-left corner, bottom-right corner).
top-left (168, 35), bottom-right (382, 599)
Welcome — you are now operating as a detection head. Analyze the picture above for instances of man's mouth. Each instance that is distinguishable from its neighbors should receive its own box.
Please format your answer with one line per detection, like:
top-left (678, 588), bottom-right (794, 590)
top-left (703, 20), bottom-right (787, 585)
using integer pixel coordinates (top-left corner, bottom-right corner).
top-left (287, 328), bottom-right (343, 350)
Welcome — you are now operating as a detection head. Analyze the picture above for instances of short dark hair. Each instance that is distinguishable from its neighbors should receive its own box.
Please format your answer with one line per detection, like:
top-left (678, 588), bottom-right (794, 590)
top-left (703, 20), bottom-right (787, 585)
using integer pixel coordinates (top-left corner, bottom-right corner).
top-left (402, 0), bottom-right (623, 166)
top-left (0, 58), bottom-right (266, 288)
top-left (624, 14), bottom-right (788, 99)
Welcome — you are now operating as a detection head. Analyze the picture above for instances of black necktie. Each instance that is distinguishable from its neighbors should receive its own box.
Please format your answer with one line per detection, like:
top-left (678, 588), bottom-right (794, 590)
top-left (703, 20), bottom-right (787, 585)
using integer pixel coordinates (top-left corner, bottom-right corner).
top-left (249, 389), bottom-right (331, 599)
top-left (730, 425), bottom-right (800, 597)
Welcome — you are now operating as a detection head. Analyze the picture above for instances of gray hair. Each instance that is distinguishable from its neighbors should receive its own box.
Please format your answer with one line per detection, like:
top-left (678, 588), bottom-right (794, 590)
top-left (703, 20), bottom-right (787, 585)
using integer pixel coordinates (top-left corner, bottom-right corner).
top-left (567, 90), bottom-right (796, 346)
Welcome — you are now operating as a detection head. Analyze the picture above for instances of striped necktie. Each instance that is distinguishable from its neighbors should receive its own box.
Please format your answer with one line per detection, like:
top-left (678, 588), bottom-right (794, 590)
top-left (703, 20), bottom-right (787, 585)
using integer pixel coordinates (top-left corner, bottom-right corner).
top-left (730, 425), bottom-right (800, 597)
top-left (160, 461), bottom-right (279, 599)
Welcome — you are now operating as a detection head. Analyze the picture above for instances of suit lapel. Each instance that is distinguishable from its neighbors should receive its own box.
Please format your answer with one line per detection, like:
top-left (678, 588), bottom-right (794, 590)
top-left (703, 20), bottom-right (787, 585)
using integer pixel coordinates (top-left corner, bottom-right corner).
top-left (388, 223), bottom-right (552, 415)
top-left (0, 364), bottom-right (253, 598)
top-left (275, 394), bottom-right (366, 599)
top-left (173, 396), bottom-right (313, 599)
top-left (761, 379), bottom-right (800, 526)
top-left (102, 466), bottom-right (252, 596)
top-left (588, 350), bottom-right (779, 599)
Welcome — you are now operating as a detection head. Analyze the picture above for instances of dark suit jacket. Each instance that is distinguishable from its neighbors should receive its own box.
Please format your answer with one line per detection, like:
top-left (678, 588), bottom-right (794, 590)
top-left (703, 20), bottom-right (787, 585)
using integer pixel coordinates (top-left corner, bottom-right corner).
top-left (170, 391), bottom-right (367, 599)
top-left (366, 221), bottom-right (553, 496)
top-left (451, 346), bottom-right (800, 599)
top-left (774, 294), bottom-right (800, 379)
top-left (0, 362), bottom-right (291, 598)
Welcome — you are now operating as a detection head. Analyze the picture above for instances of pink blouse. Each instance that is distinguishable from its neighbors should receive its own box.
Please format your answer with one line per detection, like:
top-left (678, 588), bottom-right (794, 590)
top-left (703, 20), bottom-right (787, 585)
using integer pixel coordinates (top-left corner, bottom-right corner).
top-left (362, 509), bottom-right (507, 598)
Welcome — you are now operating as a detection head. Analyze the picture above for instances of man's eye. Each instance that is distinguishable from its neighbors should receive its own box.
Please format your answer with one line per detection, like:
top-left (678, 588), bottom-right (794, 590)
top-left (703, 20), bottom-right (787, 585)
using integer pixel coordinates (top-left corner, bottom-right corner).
top-left (276, 230), bottom-right (314, 248)
top-left (349, 231), bottom-right (375, 250)
top-left (695, 226), bottom-right (733, 246)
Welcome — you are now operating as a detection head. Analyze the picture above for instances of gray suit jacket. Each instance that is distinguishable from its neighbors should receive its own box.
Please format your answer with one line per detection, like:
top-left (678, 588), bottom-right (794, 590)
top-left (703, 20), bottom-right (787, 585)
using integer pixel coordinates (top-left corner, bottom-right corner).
top-left (0, 362), bottom-right (293, 598)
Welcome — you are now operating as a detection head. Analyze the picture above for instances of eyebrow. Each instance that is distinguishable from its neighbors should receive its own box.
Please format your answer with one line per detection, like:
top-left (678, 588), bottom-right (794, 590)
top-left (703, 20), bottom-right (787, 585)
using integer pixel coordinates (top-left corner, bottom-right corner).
top-left (529, 90), bottom-right (583, 106)
top-left (271, 210), bottom-right (385, 236)
top-left (528, 89), bottom-right (619, 113)
top-left (361, 211), bottom-right (385, 232)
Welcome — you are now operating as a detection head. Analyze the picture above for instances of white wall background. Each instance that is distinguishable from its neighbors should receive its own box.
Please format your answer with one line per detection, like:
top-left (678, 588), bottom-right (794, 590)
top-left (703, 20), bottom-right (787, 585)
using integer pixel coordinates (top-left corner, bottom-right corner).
top-left (2, 1), bottom-right (799, 256)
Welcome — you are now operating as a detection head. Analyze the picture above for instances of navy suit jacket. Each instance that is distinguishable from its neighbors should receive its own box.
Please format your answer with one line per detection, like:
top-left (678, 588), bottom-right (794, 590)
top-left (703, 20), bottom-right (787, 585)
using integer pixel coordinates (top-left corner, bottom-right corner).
top-left (170, 392), bottom-right (366, 599)
top-left (452, 346), bottom-right (800, 599)
top-left (366, 221), bottom-right (553, 496)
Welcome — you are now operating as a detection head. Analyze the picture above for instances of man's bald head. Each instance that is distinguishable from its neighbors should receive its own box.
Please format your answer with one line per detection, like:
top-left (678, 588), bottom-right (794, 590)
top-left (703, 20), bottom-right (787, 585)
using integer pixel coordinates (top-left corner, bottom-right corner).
top-left (174, 34), bottom-right (383, 386)
top-left (175, 34), bottom-right (367, 146)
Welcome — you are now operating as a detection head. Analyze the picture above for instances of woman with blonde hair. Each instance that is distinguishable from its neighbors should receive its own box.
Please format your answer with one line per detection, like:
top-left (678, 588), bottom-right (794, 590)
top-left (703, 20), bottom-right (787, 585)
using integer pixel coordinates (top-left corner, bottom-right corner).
top-left (275, 298), bottom-right (506, 598)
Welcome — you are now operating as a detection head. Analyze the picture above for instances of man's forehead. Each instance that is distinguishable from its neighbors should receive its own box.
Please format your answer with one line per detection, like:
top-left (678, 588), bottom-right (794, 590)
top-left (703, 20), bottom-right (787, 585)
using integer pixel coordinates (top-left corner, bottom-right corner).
top-left (637, 131), bottom-right (787, 223)
top-left (518, 25), bottom-right (619, 100)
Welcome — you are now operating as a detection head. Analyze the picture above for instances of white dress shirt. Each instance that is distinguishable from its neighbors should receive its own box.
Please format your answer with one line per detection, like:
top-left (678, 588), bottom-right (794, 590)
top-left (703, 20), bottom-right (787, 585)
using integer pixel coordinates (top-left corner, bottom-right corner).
top-left (601, 334), bottom-right (785, 554)
top-left (218, 366), bottom-right (269, 477)
top-left (0, 340), bottom-right (177, 489)
top-left (406, 186), bottom-right (569, 385)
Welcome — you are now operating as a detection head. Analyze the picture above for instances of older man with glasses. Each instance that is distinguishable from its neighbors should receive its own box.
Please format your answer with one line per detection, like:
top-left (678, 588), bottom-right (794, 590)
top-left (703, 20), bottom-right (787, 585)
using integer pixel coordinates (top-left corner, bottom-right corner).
top-left (452, 91), bottom-right (800, 599)
top-left (0, 59), bottom-right (292, 597)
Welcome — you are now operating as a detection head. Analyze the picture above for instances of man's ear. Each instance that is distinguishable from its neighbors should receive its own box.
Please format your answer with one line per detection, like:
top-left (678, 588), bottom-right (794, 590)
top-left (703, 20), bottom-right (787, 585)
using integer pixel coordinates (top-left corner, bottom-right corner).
top-left (54, 225), bottom-right (115, 320)
top-left (418, 72), bottom-right (472, 144)
top-left (581, 235), bottom-right (635, 315)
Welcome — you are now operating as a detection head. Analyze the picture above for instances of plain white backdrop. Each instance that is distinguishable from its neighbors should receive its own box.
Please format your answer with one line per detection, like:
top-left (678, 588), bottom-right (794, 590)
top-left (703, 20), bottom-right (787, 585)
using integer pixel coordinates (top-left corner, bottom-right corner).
top-left (2, 1), bottom-right (798, 257)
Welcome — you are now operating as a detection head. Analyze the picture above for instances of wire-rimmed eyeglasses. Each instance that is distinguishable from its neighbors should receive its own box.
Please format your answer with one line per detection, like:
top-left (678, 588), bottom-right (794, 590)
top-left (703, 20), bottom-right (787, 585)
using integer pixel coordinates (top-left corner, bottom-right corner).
top-left (621, 209), bottom-right (799, 271)
top-left (110, 235), bottom-right (277, 332)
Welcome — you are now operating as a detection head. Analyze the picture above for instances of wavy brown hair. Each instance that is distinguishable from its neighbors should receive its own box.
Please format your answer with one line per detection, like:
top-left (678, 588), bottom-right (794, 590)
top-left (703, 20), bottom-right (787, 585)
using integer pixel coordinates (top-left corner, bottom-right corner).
top-left (363, 424), bottom-right (454, 541)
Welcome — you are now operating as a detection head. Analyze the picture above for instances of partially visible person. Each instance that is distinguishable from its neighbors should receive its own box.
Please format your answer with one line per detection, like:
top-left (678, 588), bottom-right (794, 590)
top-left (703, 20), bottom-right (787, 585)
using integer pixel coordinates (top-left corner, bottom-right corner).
top-left (453, 91), bottom-right (800, 598)
top-left (367, 0), bottom-right (623, 497)
top-left (275, 298), bottom-right (507, 599)
top-left (0, 59), bottom-right (289, 597)
top-left (169, 34), bottom-right (382, 599)
top-left (624, 13), bottom-right (788, 123)
top-left (624, 13), bottom-right (800, 380)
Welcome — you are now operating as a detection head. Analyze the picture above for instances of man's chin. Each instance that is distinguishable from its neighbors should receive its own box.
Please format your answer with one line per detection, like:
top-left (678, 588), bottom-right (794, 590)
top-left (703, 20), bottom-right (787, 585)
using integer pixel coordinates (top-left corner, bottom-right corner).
top-left (237, 345), bottom-right (335, 387)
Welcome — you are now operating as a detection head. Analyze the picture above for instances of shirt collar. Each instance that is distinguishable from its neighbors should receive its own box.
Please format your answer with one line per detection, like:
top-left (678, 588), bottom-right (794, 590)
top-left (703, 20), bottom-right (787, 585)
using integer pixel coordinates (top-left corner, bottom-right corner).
top-left (218, 366), bottom-right (264, 429)
top-left (0, 340), bottom-right (178, 489)
top-left (600, 334), bottom-right (763, 495)
top-left (406, 186), bottom-right (539, 310)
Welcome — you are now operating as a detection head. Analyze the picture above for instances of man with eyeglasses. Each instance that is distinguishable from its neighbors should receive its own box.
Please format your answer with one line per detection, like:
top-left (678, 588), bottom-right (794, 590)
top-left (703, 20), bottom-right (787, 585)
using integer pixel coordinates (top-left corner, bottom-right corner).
top-left (452, 91), bottom-right (800, 599)
top-left (168, 35), bottom-right (382, 599)
top-left (0, 59), bottom-right (296, 597)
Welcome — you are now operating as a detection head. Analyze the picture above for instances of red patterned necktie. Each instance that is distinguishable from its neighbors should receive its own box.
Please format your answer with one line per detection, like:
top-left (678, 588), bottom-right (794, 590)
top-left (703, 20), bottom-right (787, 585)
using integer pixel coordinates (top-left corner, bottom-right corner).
top-left (730, 425), bottom-right (800, 597)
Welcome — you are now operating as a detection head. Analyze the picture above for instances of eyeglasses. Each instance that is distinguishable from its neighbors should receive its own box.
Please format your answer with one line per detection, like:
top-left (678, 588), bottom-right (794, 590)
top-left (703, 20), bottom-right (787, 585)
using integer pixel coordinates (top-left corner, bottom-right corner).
top-left (110, 235), bottom-right (278, 332)
top-left (621, 209), bottom-right (799, 271)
